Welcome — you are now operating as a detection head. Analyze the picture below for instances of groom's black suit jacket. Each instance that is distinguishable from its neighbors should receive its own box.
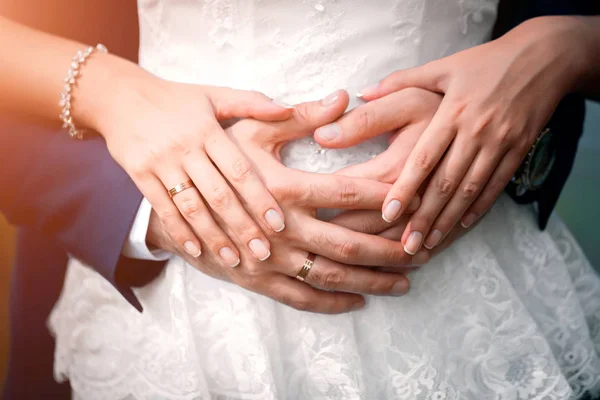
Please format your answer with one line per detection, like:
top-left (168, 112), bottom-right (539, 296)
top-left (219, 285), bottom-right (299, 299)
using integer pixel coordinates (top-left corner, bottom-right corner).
top-left (1, 2), bottom-right (598, 399)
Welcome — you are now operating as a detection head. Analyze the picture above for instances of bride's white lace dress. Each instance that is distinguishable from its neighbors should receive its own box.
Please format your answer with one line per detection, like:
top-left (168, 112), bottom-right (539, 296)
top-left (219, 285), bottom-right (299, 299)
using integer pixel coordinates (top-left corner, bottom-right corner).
top-left (49, 0), bottom-right (600, 399)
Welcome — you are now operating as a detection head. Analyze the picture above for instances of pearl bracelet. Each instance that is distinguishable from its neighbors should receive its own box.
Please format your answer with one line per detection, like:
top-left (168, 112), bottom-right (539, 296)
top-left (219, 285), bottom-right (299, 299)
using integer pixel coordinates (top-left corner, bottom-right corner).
top-left (59, 43), bottom-right (108, 139)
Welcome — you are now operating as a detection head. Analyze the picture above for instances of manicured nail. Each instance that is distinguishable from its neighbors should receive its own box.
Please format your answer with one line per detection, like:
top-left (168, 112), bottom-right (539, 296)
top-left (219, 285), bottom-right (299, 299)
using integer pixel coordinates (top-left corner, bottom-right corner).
top-left (404, 231), bottom-right (423, 255)
top-left (461, 213), bottom-right (478, 228)
top-left (265, 209), bottom-right (285, 232)
top-left (382, 200), bottom-right (402, 223)
top-left (249, 239), bottom-right (271, 261)
top-left (184, 241), bottom-right (201, 257)
top-left (315, 123), bottom-right (340, 141)
top-left (391, 280), bottom-right (409, 295)
top-left (424, 229), bottom-right (443, 249)
top-left (272, 99), bottom-right (295, 109)
top-left (356, 83), bottom-right (379, 98)
top-left (351, 301), bottom-right (365, 311)
top-left (219, 247), bottom-right (240, 267)
top-left (321, 90), bottom-right (340, 106)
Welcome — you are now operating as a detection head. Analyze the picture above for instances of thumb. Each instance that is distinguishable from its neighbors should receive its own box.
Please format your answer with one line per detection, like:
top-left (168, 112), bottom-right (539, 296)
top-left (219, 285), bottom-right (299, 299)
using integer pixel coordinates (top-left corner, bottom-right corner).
top-left (206, 87), bottom-right (295, 122)
top-left (357, 61), bottom-right (444, 101)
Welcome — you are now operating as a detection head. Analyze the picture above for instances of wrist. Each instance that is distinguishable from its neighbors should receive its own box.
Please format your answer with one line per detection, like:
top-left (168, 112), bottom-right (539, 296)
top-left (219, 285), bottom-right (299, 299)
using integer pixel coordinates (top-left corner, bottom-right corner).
top-left (73, 52), bottom-right (158, 135)
top-left (516, 17), bottom-right (591, 95)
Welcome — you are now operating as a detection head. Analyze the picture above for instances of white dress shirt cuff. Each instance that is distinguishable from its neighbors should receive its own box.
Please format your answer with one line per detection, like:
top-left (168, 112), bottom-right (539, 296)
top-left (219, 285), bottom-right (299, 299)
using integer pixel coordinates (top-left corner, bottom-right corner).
top-left (122, 198), bottom-right (171, 261)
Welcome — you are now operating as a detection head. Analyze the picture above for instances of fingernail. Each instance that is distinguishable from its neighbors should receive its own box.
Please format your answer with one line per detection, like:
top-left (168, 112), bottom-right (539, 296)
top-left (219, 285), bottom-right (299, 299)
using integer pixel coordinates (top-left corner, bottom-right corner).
top-left (184, 241), bottom-right (201, 258)
top-left (351, 301), bottom-right (365, 311)
top-left (321, 90), bottom-right (340, 106)
top-left (461, 213), bottom-right (478, 228)
top-left (424, 229), bottom-right (443, 249)
top-left (219, 247), bottom-right (240, 267)
top-left (404, 231), bottom-right (423, 255)
top-left (249, 239), bottom-right (271, 261)
top-left (382, 200), bottom-right (402, 223)
top-left (272, 99), bottom-right (295, 109)
top-left (391, 280), bottom-right (409, 295)
top-left (265, 209), bottom-right (285, 232)
top-left (356, 83), bottom-right (379, 98)
top-left (412, 250), bottom-right (430, 266)
top-left (315, 123), bottom-right (340, 141)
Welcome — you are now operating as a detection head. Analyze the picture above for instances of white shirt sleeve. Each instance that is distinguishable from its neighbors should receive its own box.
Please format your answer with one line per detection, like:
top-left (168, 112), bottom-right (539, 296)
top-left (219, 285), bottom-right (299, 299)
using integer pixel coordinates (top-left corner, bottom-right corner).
top-left (122, 198), bottom-right (171, 261)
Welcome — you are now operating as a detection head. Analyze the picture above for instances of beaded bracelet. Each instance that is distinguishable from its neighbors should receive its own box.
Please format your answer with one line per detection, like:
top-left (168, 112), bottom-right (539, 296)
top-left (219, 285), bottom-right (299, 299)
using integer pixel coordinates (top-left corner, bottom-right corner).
top-left (59, 43), bottom-right (108, 139)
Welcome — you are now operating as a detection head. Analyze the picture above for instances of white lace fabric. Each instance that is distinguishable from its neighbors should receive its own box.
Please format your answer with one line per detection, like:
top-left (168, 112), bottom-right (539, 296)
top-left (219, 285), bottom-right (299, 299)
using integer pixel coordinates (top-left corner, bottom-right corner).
top-left (49, 1), bottom-right (600, 399)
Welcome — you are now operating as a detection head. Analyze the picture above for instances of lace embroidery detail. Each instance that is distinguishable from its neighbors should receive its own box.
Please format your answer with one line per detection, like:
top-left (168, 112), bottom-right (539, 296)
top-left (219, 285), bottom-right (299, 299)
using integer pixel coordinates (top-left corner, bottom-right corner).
top-left (51, 1), bottom-right (600, 399)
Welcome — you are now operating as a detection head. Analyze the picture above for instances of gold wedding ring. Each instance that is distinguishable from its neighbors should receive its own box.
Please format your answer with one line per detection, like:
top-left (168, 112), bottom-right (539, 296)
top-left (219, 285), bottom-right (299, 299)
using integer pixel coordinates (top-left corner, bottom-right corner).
top-left (168, 180), bottom-right (195, 199)
top-left (296, 253), bottom-right (316, 282)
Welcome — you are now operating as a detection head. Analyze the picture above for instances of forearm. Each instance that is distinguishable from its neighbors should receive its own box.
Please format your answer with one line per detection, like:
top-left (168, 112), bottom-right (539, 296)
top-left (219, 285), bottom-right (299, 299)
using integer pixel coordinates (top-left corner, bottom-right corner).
top-left (571, 16), bottom-right (600, 98)
top-left (0, 15), bottom-right (147, 132)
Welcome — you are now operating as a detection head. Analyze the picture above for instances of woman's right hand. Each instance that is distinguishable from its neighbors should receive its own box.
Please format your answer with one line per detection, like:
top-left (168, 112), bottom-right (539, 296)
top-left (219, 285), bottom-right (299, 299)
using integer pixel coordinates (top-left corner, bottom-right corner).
top-left (147, 92), bottom-right (430, 313)
top-left (82, 57), bottom-right (294, 265)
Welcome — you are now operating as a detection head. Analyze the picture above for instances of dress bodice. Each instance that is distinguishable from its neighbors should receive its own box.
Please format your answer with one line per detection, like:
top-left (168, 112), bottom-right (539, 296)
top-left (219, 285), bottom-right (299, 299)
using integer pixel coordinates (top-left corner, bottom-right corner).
top-left (137, 0), bottom-right (499, 172)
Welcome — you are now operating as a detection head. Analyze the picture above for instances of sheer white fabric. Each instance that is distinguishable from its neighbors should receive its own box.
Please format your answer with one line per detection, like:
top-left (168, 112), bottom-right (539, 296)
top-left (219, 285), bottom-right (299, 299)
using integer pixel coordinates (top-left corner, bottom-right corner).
top-left (49, 0), bottom-right (600, 398)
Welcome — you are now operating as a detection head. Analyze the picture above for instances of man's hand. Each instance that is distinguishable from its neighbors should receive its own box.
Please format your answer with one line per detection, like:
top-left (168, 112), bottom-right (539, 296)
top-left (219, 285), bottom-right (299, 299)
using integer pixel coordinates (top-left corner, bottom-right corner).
top-left (146, 91), bottom-right (428, 314)
top-left (345, 16), bottom-right (598, 255)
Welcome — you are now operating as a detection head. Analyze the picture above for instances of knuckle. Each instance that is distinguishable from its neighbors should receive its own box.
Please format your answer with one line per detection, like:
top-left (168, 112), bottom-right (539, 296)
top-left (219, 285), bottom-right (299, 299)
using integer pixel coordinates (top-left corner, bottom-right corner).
top-left (287, 297), bottom-right (313, 312)
top-left (412, 150), bottom-right (433, 172)
top-left (231, 158), bottom-right (254, 183)
top-left (447, 100), bottom-right (468, 120)
top-left (179, 197), bottom-right (201, 218)
top-left (437, 178), bottom-right (455, 197)
top-left (157, 206), bottom-right (175, 222)
top-left (461, 181), bottom-right (480, 199)
top-left (235, 222), bottom-right (260, 239)
top-left (209, 186), bottom-right (231, 209)
top-left (320, 268), bottom-right (346, 289)
top-left (338, 239), bottom-right (360, 260)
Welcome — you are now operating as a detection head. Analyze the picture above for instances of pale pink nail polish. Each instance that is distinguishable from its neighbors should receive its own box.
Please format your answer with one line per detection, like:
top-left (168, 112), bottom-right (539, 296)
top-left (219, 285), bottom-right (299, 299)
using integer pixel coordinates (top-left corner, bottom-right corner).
top-left (391, 280), bottom-right (409, 295)
top-left (412, 250), bottom-right (430, 265)
top-left (316, 123), bottom-right (340, 141)
top-left (404, 231), bottom-right (423, 255)
top-left (356, 83), bottom-right (379, 98)
top-left (424, 229), bottom-right (443, 249)
top-left (249, 239), bottom-right (271, 261)
top-left (219, 247), bottom-right (240, 267)
top-left (382, 200), bottom-right (402, 223)
top-left (184, 241), bottom-right (202, 258)
top-left (265, 209), bottom-right (285, 232)
top-left (321, 90), bottom-right (340, 106)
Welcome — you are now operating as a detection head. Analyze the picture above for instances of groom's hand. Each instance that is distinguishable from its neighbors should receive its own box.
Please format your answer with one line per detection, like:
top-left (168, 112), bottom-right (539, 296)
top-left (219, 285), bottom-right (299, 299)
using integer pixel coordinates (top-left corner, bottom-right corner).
top-left (314, 88), bottom-right (442, 183)
top-left (143, 92), bottom-right (431, 314)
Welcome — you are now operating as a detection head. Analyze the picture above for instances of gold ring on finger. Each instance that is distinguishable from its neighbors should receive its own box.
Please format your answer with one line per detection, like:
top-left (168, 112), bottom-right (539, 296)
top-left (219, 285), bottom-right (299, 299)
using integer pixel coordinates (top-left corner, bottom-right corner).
top-left (168, 180), bottom-right (195, 199)
top-left (296, 252), bottom-right (316, 282)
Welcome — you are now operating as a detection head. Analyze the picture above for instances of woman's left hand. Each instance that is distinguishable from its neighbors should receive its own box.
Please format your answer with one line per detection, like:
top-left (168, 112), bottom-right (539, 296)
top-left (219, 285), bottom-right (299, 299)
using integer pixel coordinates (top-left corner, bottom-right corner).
top-left (355, 16), bottom-right (588, 254)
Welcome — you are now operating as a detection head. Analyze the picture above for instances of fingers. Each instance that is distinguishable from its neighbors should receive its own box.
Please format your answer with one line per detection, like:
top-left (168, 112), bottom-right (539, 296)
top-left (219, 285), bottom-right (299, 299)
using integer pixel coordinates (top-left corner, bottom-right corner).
top-left (398, 136), bottom-right (479, 254)
top-left (204, 132), bottom-right (286, 234)
top-left (292, 253), bottom-right (411, 297)
top-left (205, 87), bottom-right (294, 122)
top-left (422, 148), bottom-right (505, 249)
top-left (381, 98), bottom-right (457, 223)
top-left (460, 150), bottom-right (523, 229)
top-left (261, 90), bottom-right (350, 143)
top-left (356, 61), bottom-right (444, 101)
top-left (137, 176), bottom-right (204, 258)
top-left (314, 88), bottom-right (427, 148)
top-left (182, 152), bottom-right (272, 262)
top-left (334, 124), bottom-right (425, 182)
top-left (164, 172), bottom-right (242, 267)
top-left (298, 217), bottom-right (426, 268)
top-left (283, 171), bottom-right (391, 210)
top-left (328, 202), bottom-right (420, 235)
top-left (262, 274), bottom-right (365, 314)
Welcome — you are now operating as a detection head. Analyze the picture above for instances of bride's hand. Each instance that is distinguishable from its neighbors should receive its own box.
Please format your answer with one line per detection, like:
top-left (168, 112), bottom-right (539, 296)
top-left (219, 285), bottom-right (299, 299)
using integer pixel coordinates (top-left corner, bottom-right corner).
top-left (353, 17), bottom-right (588, 253)
top-left (147, 92), bottom-right (429, 313)
top-left (88, 61), bottom-right (293, 263)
